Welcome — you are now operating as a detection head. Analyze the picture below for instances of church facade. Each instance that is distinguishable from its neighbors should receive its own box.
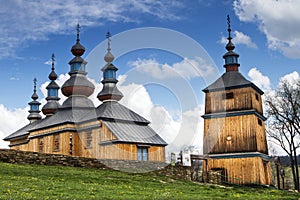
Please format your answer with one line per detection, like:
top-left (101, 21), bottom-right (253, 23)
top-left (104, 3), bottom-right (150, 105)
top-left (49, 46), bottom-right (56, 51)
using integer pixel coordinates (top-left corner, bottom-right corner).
top-left (202, 16), bottom-right (271, 185)
top-left (4, 26), bottom-right (167, 162)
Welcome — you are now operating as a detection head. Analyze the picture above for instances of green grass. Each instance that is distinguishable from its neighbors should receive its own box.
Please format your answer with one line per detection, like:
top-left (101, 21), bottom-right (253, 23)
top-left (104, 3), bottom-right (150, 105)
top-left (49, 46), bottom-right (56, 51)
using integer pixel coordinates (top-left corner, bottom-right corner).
top-left (0, 162), bottom-right (299, 199)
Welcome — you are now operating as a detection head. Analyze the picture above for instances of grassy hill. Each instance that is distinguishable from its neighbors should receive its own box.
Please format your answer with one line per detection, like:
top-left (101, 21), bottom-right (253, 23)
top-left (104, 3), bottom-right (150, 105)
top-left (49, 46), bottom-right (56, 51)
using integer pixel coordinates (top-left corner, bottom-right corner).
top-left (0, 162), bottom-right (299, 199)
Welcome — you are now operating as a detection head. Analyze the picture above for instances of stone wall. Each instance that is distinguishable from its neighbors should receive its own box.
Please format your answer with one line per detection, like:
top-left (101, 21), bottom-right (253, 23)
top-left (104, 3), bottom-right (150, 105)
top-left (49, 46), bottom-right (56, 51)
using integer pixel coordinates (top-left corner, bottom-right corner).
top-left (0, 149), bottom-right (186, 175)
top-left (0, 149), bottom-right (107, 169)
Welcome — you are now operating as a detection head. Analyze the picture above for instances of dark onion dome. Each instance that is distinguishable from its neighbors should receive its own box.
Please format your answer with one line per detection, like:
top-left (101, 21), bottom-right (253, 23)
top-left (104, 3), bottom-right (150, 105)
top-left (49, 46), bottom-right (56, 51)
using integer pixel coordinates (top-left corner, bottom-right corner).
top-left (61, 75), bottom-right (95, 97)
top-left (98, 32), bottom-right (123, 102)
top-left (27, 78), bottom-right (42, 122)
top-left (42, 54), bottom-right (61, 116)
top-left (61, 24), bottom-right (95, 109)
top-left (223, 15), bottom-right (240, 72)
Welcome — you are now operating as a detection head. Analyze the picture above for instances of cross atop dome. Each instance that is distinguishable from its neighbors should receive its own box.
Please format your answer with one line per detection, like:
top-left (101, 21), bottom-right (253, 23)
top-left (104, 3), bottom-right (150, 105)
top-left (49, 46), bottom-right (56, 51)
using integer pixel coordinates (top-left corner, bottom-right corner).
top-left (223, 15), bottom-right (240, 72)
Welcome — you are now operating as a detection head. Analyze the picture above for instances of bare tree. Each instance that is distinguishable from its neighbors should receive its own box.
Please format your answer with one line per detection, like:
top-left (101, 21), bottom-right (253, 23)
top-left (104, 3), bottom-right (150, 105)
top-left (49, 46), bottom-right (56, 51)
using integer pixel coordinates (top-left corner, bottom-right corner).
top-left (266, 79), bottom-right (300, 190)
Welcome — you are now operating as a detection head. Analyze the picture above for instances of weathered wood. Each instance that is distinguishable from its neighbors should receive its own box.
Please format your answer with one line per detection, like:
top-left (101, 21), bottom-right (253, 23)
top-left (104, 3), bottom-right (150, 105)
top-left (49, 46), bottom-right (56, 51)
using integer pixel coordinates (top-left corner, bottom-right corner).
top-left (203, 157), bottom-right (272, 185)
top-left (203, 115), bottom-right (268, 154)
top-left (17, 120), bottom-right (165, 162)
top-left (205, 88), bottom-right (263, 114)
top-left (203, 81), bottom-right (270, 185)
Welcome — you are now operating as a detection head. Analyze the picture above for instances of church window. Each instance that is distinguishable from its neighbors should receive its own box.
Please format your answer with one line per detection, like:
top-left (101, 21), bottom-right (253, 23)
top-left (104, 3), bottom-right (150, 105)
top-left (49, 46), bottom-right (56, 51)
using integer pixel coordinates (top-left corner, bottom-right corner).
top-left (104, 69), bottom-right (114, 79)
top-left (38, 138), bottom-right (44, 153)
top-left (48, 89), bottom-right (58, 97)
top-left (257, 118), bottom-right (263, 126)
top-left (53, 134), bottom-right (60, 151)
top-left (255, 93), bottom-right (259, 101)
top-left (222, 92), bottom-right (234, 100)
top-left (137, 147), bottom-right (148, 161)
top-left (86, 131), bottom-right (93, 148)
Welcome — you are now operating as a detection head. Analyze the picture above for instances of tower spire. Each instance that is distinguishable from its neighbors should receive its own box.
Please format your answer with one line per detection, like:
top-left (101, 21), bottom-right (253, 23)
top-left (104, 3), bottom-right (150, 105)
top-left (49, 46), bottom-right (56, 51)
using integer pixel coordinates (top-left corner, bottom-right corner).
top-left (61, 24), bottom-right (95, 109)
top-left (223, 14), bottom-right (240, 72)
top-left (98, 32), bottom-right (123, 102)
top-left (104, 31), bottom-right (115, 63)
top-left (42, 53), bottom-right (61, 116)
top-left (28, 78), bottom-right (42, 123)
top-left (76, 23), bottom-right (80, 42)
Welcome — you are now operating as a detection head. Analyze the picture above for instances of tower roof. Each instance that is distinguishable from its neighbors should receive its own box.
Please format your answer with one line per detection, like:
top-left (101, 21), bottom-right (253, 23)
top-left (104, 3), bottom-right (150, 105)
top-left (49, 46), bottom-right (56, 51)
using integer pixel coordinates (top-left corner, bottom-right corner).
top-left (202, 71), bottom-right (263, 94)
top-left (203, 15), bottom-right (263, 95)
top-left (28, 78), bottom-right (42, 122)
top-left (98, 32), bottom-right (123, 102)
top-left (223, 15), bottom-right (240, 71)
top-left (61, 24), bottom-right (95, 109)
top-left (42, 54), bottom-right (61, 116)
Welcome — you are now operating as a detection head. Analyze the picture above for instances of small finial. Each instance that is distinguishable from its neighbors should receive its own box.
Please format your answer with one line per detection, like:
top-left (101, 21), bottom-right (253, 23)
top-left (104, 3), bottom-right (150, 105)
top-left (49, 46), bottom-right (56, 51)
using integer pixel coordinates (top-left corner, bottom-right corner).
top-left (31, 78), bottom-right (39, 101)
top-left (227, 15), bottom-right (232, 40)
top-left (51, 53), bottom-right (55, 70)
top-left (104, 31), bottom-right (114, 63)
top-left (76, 23), bottom-right (80, 42)
top-left (33, 78), bottom-right (37, 92)
top-left (106, 31), bottom-right (111, 51)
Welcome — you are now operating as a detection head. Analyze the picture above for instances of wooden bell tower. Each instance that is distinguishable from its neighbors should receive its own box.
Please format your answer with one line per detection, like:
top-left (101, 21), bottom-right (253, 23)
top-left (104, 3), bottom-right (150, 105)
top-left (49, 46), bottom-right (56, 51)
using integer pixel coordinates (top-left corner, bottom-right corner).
top-left (202, 15), bottom-right (271, 185)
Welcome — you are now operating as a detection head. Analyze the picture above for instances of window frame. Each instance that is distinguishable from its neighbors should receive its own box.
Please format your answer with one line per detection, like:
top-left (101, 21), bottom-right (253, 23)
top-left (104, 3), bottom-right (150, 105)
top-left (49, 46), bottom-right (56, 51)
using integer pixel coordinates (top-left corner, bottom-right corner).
top-left (38, 138), bottom-right (44, 153)
top-left (137, 146), bottom-right (149, 161)
top-left (222, 92), bottom-right (234, 100)
top-left (85, 131), bottom-right (93, 149)
top-left (53, 134), bottom-right (60, 152)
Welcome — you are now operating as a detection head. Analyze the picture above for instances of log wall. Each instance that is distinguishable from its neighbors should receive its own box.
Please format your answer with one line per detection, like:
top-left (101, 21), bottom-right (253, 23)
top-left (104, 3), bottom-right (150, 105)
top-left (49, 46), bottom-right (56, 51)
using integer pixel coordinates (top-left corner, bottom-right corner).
top-left (205, 87), bottom-right (263, 114)
top-left (12, 120), bottom-right (165, 162)
top-left (203, 157), bottom-right (272, 185)
top-left (203, 115), bottom-right (268, 154)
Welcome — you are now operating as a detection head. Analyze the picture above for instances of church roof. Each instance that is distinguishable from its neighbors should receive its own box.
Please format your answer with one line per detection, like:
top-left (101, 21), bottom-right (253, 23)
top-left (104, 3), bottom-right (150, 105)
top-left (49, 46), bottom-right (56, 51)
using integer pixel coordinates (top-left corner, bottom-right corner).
top-left (87, 101), bottom-right (150, 124)
top-left (202, 71), bottom-right (263, 95)
top-left (3, 120), bottom-right (41, 141)
top-left (29, 108), bottom-right (93, 131)
top-left (103, 121), bottom-right (167, 146)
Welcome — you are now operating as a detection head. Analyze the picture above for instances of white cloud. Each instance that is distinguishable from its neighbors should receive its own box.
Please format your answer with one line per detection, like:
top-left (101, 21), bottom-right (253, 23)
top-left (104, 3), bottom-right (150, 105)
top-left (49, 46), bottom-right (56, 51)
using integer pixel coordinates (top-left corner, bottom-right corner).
top-left (234, 0), bottom-right (300, 58)
top-left (221, 30), bottom-right (257, 48)
top-left (279, 71), bottom-right (299, 86)
top-left (129, 57), bottom-right (214, 80)
top-left (248, 67), bottom-right (271, 91)
top-left (0, 104), bottom-right (28, 148)
top-left (118, 74), bottom-right (204, 154)
top-left (9, 77), bottom-right (19, 81)
top-left (0, 0), bottom-right (183, 59)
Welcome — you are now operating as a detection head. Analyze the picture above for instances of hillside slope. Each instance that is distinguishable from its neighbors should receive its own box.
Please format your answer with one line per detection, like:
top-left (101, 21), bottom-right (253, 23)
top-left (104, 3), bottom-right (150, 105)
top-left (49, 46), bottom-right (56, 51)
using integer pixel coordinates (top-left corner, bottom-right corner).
top-left (0, 162), bottom-right (298, 199)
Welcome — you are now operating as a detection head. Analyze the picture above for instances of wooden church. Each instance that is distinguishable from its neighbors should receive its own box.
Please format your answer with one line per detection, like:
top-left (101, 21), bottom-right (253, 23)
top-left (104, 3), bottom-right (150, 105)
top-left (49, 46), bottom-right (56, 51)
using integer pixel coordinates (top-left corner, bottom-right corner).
top-left (4, 26), bottom-right (167, 162)
top-left (202, 16), bottom-right (272, 185)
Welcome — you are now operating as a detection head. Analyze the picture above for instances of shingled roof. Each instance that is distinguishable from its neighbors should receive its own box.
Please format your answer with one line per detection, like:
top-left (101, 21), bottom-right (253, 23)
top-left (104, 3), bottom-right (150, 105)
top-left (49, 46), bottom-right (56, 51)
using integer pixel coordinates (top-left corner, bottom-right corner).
top-left (3, 120), bottom-right (41, 141)
top-left (103, 121), bottom-right (167, 146)
top-left (202, 71), bottom-right (263, 94)
top-left (82, 101), bottom-right (150, 124)
top-left (28, 108), bottom-right (93, 131)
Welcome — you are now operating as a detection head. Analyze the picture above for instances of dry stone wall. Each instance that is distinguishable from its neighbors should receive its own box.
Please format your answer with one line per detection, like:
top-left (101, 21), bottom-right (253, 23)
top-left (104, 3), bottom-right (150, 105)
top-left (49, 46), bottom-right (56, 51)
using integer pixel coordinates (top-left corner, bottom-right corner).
top-left (0, 149), bottom-right (200, 182)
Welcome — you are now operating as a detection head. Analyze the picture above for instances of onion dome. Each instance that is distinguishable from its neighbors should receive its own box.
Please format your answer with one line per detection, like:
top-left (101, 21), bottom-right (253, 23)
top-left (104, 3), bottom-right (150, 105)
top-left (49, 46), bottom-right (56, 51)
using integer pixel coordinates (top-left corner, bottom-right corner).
top-left (61, 24), bottom-right (95, 108)
top-left (27, 78), bottom-right (42, 123)
top-left (42, 54), bottom-right (61, 116)
top-left (223, 15), bottom-right (240, 72)
top-left (98, 32), bottom-right (123, 102)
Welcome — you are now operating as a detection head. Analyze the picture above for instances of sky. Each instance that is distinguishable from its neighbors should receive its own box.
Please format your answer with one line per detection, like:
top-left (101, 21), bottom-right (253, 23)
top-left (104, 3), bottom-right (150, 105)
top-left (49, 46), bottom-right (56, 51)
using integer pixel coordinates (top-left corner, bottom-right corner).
top-left (0, 0), bottom-right (299, 155)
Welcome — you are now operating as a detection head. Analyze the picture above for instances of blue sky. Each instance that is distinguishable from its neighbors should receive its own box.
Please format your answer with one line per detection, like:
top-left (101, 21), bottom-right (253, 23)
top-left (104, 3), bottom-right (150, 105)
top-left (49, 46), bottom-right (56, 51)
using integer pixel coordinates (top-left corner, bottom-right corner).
top-left (0, 0), bottom-right (299, 152)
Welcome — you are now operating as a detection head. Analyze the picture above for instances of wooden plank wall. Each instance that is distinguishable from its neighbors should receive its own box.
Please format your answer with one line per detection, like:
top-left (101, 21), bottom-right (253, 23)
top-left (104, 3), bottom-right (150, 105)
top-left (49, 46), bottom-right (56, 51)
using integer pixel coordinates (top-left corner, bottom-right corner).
top-left (205, 88), bottom-right (263, 114)
top-left (203, 157), bottom-right (272, 185)
top-left (203, 115), bottom-right (268, 154)
top-left (11, 120), bottom-right (165, 162)
top-left (73, 120), bottom-right (165, 162)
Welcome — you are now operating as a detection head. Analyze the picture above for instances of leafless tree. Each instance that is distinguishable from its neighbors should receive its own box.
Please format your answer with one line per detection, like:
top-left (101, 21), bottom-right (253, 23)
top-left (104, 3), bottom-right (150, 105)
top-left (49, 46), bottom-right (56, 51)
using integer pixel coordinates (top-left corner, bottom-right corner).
top-left (265, 79), bottom-right (300, 190)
